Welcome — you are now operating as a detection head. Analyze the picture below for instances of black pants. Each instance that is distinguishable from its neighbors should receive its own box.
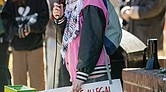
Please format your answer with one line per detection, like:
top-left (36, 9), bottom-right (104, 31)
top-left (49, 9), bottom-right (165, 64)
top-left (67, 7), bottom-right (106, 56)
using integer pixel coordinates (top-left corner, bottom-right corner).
top-left (0, 42), bottom-right (11, 92)
top-left (58, 57), bottom-right (72, 87)
top-left (110, 46), bottom-right (127, 87)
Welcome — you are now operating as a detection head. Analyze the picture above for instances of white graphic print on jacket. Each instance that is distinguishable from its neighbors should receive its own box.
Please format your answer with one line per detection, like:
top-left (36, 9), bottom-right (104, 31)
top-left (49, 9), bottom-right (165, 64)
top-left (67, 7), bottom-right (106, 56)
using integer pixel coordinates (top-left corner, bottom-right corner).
top-left (15, 6), bottom-right (38, 28)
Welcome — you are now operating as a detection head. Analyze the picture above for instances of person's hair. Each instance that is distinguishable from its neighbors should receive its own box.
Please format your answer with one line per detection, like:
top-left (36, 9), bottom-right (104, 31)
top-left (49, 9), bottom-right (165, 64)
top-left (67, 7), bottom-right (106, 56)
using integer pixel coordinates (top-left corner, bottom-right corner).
top-left (12, 0), bottom-right (27, 6)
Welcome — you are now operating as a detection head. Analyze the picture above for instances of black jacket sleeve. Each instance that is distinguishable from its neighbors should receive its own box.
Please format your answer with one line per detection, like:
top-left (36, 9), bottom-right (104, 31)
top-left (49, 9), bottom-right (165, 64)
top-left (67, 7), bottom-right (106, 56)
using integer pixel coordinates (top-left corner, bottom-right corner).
top-left (29, 0), bottom-right (49, 33)
top-left (77, 5), bottom-right (106, 78)
top-left (138, 0), bottom-right (165, 19)
top-left (1, 0), bottom-right (18, 36)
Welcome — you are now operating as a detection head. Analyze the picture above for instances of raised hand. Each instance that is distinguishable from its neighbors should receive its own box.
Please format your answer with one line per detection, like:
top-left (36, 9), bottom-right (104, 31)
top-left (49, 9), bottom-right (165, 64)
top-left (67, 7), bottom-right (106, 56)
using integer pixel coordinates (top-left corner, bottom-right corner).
top-left (53, 3), bottom-right (64, 19)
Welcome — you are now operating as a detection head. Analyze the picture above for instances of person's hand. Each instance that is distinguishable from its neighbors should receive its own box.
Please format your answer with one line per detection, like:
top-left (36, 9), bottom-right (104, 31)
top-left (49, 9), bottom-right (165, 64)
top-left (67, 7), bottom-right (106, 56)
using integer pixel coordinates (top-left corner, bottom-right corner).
top-left (53, 3), bottom-right (64, 19)
top-left (18, 24), bottom-right (30, 38)
top-left (122, 9), bottom-right (131, 21)
top-left (24, 24), bottom-right (30, 36)
top-left (72, 79), bottom-right (84, 92)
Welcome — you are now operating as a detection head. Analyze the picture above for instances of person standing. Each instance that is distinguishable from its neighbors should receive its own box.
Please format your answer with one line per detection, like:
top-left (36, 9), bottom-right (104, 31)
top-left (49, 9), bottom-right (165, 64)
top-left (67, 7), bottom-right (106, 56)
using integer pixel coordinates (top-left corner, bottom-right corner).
top-left (1, 0), bottom-right (49, 91)
top-left (0, 0), bottom-right (11, 91)
top-left (53, 0), bottom-right (122, 91)
top-left (46, 0), bottom-right (71, 89)
top-left (120, 0), bottom-right (166, 51)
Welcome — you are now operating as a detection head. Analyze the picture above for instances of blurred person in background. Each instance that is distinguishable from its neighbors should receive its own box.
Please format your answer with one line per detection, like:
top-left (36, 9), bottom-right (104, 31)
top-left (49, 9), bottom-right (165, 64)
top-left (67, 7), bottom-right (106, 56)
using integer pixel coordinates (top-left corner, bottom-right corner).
top-left (120, 0), bottom-right (166, 51)
top-left (119, 0), bottom-right (128, 30)
top-left (46, 0), bottom-right (71, 89)
top-left (0, 0), bottom-right (11, 91)
top-left (1, 0), bottom-right (49, 91)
